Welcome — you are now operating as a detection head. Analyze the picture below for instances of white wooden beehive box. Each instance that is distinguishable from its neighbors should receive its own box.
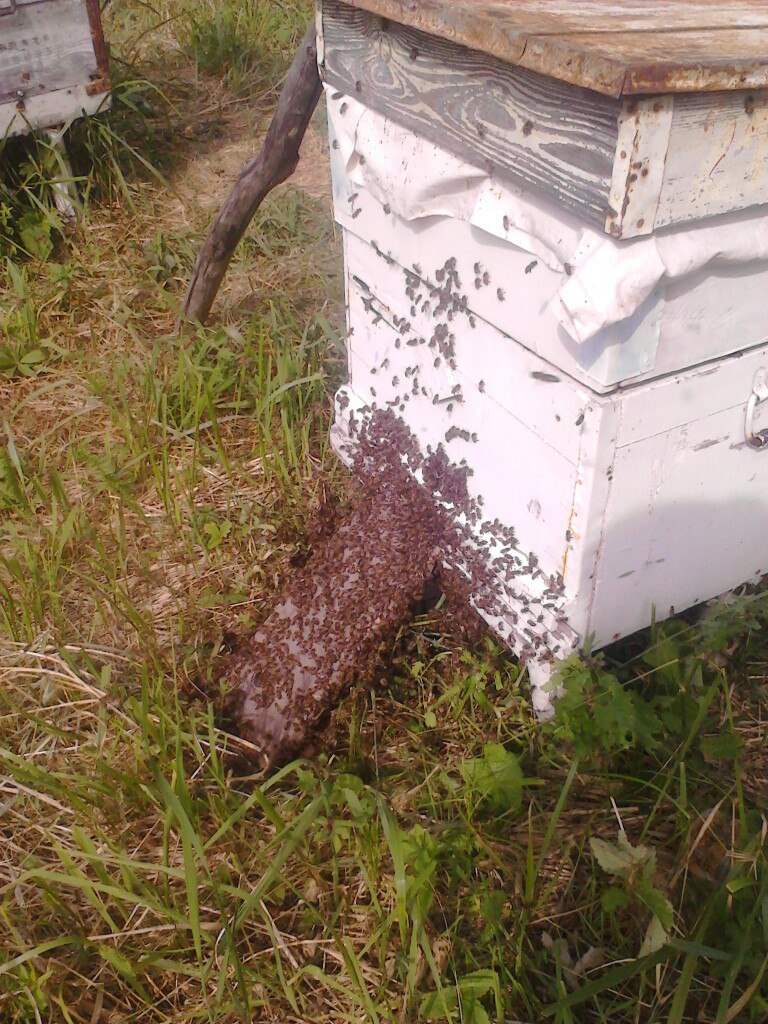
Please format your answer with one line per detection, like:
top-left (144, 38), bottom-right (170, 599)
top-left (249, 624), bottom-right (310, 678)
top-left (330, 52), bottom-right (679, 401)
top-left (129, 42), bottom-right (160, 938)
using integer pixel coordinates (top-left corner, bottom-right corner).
top-left (0, 0), bottom-right (110, 138)
top-left (318, 0), bottom-right (768, 708)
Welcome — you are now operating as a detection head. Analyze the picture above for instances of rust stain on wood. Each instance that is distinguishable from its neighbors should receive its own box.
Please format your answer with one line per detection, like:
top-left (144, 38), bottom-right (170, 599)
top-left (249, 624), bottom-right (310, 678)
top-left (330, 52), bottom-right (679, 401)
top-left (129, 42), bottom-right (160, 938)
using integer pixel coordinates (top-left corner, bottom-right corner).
top-left (85, 74), bottom-right (110, 97)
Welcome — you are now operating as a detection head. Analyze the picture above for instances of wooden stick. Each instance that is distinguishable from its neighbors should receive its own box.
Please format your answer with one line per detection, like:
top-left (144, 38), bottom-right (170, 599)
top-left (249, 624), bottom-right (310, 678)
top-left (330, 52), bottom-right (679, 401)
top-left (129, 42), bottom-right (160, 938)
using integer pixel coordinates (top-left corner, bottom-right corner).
top-left (181, 23), bottom-right (323, 327)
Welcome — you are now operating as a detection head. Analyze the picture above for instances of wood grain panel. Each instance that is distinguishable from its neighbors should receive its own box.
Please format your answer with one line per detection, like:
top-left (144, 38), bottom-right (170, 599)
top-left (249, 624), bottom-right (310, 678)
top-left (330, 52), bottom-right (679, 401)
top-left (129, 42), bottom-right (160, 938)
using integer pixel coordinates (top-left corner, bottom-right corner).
top-left (0, 0), bottom-right (97, 106)
top-left (335, 0), bottom-right (768, 96)
top-left (322, 0), bottom-right (618, 223)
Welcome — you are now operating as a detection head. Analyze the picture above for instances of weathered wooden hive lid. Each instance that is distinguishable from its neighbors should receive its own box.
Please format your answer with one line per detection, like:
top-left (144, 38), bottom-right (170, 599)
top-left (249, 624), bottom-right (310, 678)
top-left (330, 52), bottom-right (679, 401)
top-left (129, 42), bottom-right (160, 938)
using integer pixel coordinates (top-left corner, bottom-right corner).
top-left (339, 0), bottom-right (768, 97)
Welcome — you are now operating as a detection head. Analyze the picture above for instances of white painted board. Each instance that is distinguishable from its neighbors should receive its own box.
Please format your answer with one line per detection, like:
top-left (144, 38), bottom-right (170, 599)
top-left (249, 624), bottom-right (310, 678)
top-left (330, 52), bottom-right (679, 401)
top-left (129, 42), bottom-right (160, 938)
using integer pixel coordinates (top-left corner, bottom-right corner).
top-left (337, 230), bottom-right (768, 695)
top-left (0, 83), bottom-right (109, 137)
top-left (588, 349), bottom-right (768, 645)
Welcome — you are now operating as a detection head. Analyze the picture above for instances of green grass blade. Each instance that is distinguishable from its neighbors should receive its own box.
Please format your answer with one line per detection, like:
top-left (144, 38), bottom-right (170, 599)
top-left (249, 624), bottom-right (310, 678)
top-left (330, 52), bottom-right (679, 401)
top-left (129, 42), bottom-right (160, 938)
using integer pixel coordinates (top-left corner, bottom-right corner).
top-left (543, 948), bottom-right (672, 1016)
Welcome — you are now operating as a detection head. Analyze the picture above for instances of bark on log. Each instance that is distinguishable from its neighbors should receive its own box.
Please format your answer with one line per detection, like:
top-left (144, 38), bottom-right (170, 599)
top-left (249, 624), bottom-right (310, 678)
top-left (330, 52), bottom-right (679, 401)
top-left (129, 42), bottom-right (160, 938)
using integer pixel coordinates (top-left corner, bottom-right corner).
top-left (181, 23), bottom-right (323, 326)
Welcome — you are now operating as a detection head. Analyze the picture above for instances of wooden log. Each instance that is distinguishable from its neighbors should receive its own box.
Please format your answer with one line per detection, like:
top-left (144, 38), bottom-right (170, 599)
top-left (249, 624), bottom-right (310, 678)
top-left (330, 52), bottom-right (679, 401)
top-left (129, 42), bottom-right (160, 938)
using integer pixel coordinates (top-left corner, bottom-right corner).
top-left (181, 23), bottom-right (323, 326)
top-left (222, 456), bottom-right (442, 766)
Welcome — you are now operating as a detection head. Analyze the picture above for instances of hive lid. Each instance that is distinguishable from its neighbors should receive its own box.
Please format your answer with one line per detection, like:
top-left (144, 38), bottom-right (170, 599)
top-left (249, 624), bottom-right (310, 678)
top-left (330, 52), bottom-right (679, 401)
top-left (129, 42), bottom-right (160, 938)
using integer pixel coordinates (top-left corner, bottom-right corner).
top-left (335, 0), bottom-right (768, 97)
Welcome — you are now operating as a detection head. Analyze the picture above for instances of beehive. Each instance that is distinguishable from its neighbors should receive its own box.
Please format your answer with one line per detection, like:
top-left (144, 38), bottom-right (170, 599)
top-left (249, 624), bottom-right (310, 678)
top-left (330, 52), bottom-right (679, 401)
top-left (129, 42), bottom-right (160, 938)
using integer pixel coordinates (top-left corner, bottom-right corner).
top-left (318, 0), bottom-right (768, 709)
top-left (0, 0), bottom-right (110, 138)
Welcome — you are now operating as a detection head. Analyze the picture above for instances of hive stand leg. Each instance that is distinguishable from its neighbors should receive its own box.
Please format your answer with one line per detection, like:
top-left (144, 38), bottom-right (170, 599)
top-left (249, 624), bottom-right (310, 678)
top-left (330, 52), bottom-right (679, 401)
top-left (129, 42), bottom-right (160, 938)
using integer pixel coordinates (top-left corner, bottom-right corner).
top-left (526, 658), bottom-right (559, 720)
top-left (44, 129), bottom-right (78, 225)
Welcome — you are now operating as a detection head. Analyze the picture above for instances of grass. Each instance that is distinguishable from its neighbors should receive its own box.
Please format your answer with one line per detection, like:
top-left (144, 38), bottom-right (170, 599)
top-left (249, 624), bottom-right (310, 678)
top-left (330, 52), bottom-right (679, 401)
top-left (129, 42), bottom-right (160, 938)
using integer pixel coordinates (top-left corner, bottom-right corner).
top-left (0, 1), bottom-right (766, 1021)
top-left (181, 0), bottom-right (310, 95)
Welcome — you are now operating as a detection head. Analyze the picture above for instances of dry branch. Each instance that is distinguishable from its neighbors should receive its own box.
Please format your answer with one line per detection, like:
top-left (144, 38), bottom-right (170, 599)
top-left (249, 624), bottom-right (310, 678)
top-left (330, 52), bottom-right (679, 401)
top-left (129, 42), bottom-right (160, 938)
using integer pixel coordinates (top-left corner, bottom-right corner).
top-left (181, 23), bottom-right (323, 326)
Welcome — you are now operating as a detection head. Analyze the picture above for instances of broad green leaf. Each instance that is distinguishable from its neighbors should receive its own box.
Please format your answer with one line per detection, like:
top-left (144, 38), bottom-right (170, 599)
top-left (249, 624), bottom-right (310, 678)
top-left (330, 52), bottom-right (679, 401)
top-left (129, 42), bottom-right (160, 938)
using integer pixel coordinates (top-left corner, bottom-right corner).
top-left (636, 875), bottom-right (674, 929)
top-left (700, 732), bottom-right (744, 762)
top-left (461, 743), bottom-right (522, 813)
top-left (20, 348), bottom-right (47, 367)
top-left (601, 884), bottom-right (631, 914)
top-left (590, 832), bottom-right (655, 880)
top-left (19, 212), bottom-right (53, 261)
top-left (594, 684), bottom-right (637, 750)
top-left (420, 971), bottom-right (500, 1022)
top-left (457, 969), bottom-right (499, 999)
top-left (639, 915), bottom-right (669, 957)
top-left (420, 985), bottom-right (458, 1018)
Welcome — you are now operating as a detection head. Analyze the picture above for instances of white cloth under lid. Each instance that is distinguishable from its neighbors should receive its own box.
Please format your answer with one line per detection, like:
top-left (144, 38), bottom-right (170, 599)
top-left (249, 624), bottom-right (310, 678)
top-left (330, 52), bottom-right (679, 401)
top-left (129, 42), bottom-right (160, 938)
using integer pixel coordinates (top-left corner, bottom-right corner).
top-left (326, 86), bottom-right (768, 345)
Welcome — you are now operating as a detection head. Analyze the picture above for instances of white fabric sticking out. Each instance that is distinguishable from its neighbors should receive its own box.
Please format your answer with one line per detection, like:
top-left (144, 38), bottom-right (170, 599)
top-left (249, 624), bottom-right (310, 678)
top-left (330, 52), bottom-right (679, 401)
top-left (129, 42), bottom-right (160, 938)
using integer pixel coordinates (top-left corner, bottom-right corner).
top-left (326, 84), bottom-right (768, 346)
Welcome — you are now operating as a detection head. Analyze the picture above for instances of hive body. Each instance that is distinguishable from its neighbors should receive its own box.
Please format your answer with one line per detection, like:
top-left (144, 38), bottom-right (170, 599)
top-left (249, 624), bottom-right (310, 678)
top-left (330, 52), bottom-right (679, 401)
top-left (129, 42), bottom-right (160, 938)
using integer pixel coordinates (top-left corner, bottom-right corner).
top-left (319, 1), bottom-right (768, 705)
